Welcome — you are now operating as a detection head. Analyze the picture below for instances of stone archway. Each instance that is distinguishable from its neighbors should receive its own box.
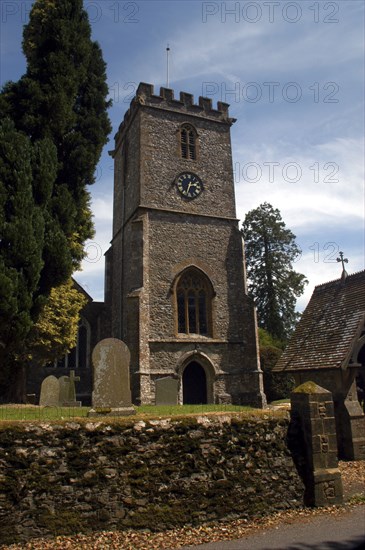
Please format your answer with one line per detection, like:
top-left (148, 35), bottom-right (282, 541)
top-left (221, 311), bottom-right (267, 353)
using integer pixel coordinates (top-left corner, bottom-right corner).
top-left (356, 342), bottom-right (365, 409)
top-left (182, 361), bottom-right (207, 404)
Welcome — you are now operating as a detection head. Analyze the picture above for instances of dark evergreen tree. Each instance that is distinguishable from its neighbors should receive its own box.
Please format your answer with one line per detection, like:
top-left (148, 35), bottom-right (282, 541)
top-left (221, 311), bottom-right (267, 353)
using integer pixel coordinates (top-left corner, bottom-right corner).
top-left (0, 119), bottom-right (58, 401)
top-left (1, 0), bottom-right (111, 272)
top-left (0, 0), bottom-right (111, 401)
top-left (241, 202), bottom-right (307, 341)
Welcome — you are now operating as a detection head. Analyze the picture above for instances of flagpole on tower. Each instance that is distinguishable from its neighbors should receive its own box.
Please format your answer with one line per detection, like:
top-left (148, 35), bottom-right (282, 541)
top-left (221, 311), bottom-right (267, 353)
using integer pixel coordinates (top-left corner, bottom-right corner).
top-left (166, 44), bottom-right (170, 88)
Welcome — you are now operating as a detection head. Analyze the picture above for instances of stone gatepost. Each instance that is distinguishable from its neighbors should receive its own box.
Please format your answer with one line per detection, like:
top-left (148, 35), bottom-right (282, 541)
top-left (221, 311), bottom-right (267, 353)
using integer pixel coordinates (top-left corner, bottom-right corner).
top-left (288, 381), bottom-right (343, 507)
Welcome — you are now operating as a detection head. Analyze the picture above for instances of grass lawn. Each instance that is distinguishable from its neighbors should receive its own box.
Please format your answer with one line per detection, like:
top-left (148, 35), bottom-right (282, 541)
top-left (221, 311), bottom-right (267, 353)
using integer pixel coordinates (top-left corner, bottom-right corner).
top-left (137, 404), bottom-right (253, 416)
top-left (0, 405), bottom-right (90, 421)
top-left (0, 403), bottom-right (254, 422)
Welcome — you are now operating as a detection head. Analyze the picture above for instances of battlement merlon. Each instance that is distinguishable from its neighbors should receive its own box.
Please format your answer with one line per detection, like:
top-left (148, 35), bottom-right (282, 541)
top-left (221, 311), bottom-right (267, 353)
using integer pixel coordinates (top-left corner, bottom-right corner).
top-left (110, 82), bottom-right (236, 155)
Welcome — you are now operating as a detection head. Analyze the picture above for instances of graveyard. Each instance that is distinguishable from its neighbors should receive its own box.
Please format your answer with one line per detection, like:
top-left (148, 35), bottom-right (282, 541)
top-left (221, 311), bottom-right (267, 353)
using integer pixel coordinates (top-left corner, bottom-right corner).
top-left (0, 334), bottom-right (364, 546)
top-left (0, 393), bottom-right (364, 546)
top-left (1, 331), bottom-right (364, 545)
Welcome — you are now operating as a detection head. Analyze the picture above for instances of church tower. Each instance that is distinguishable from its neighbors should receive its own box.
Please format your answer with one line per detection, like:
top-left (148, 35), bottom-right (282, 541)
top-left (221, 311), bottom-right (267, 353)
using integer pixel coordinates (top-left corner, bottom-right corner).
top-left (106, 83), bottom-right (265, 407)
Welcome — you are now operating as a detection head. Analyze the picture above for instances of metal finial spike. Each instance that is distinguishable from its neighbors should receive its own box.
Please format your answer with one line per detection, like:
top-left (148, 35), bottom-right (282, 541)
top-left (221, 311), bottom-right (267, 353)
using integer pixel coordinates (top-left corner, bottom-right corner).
top-left (166, 44), bottom-right (170, 88)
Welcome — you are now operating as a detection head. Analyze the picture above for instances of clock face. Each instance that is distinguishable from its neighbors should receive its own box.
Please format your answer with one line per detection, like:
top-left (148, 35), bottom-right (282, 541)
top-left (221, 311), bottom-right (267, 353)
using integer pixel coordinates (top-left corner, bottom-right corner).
top-left (176, 172), bottom-right (203, 199)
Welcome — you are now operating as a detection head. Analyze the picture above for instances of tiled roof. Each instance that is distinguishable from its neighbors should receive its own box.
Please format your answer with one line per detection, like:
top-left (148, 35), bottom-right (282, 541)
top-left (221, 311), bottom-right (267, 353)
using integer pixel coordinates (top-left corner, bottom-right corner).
top-left (72, 277), bottom-right (93, 302)
top-left (274, 270), bottom-right (365, 372)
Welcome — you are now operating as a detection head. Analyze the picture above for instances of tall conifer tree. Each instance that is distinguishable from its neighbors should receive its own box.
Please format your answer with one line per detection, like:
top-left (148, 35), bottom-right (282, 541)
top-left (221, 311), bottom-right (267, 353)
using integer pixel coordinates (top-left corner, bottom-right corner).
top-left (0, 0), bottom-right (111, 400)
top-left (241, 203), bottom-right (307, 341)
top-left (1, 0), bottom-right (111, 276)
top-left (0, 119), bottom-right (58, 400)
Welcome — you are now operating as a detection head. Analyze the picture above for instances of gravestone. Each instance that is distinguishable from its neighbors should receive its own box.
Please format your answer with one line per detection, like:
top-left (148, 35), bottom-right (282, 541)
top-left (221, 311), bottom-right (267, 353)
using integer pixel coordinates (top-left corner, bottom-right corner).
top-left (59, 371), bottom-right (81, 407)
top-left (59, 376), bottom-right (70, 405)
top-left (155, 377), bottom-right (178, 405)
top-left (39, 375), bottom-right (60, 407)
top-left (288, 381), bottom-right (343, 507)
top-left (88, 338), bottom-right (135, 416)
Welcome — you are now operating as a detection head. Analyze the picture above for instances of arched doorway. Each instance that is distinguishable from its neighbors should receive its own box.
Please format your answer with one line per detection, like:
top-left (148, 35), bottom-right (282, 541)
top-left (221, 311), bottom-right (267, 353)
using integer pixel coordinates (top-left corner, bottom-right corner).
top-left (183, 361), bottom-right (207, 404)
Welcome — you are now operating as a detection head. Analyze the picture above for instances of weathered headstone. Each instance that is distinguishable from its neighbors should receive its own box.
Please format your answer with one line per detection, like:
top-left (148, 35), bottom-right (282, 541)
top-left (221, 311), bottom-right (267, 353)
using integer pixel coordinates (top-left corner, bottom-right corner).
top-left (58, 376), bottom-right (69, 404)
top-left (39, 375), bottom-right (60, 407)
top-left (155, 377), bottom-right (178, 406)
top-left (59, 371), bottom-right (81, 407)
top-left (288, 381), bottom-right (343, 507)
top-left (88, 338), bottom-right (135, 416)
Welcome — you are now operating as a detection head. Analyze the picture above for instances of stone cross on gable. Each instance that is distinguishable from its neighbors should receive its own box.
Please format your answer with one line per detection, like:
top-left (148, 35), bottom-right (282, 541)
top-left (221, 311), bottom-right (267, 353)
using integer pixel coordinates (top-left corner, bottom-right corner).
top-left (336, 251), bottom-right (349, 281)
top-left (336, 251), bottom-right (348, 270)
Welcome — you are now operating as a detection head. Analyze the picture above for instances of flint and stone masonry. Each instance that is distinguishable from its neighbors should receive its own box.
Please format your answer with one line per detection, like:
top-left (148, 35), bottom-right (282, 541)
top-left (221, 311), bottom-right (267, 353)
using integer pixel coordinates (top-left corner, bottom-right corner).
top-left (0, 413), bottom-right (303, 544)
top-left (288, 382), bottom-right (343, 507)
top-left (106, 83), bottom-right (266, 407)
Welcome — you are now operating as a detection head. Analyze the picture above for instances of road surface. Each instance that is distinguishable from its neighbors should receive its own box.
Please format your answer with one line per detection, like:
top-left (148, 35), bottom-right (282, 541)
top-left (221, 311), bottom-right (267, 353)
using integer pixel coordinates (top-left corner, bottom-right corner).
top-left (178, 505), bottom-right (365, 550)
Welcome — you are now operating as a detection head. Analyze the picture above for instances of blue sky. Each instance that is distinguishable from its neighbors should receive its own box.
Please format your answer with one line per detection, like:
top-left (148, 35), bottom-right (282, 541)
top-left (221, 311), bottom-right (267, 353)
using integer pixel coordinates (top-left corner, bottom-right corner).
top-left (1, 0), bottom-right (364, 311)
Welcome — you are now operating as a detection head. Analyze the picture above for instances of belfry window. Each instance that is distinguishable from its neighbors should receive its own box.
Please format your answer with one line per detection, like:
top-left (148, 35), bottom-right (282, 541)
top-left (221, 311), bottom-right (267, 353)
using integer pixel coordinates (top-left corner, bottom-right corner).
top-left (176, 269), bottom-right (213, 336)
top-left (180, 124), bottom-right (197, 160)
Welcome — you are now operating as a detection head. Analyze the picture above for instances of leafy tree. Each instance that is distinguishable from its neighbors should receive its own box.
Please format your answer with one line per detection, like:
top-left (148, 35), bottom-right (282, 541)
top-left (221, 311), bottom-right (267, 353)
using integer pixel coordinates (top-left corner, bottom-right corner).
top-left (25, 279), bottom-right (87, 368)
top-left (242, 202), bottom-right (307, 341)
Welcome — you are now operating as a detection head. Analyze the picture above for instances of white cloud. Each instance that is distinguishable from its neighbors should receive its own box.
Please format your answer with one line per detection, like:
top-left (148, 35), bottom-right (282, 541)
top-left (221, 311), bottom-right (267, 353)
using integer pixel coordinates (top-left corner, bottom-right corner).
top-left (235, 136), bottom-right (364, 230)
top-left (132, 1), bottom-right (364, 89)
top-left (235, 134), bottom-right (364, 311)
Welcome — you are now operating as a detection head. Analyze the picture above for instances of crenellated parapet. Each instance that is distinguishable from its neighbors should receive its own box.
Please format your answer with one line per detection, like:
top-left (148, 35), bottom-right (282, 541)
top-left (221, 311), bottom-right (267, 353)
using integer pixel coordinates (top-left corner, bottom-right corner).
top-left (113, 82), bottom-right (235, 149)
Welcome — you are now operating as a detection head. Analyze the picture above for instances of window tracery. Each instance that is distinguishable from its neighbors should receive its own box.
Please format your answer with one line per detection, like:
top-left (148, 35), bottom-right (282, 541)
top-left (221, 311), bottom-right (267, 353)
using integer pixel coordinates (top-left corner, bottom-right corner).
top-left (175, 269), bottom-right (212, 335)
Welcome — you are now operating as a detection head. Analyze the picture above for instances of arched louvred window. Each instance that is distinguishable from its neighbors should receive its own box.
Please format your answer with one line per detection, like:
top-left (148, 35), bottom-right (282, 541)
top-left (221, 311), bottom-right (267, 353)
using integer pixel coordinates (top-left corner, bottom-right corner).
top-left (180, 124), bottom-right (197, 160)
top-left (175, 269), bottom-right (213, 336)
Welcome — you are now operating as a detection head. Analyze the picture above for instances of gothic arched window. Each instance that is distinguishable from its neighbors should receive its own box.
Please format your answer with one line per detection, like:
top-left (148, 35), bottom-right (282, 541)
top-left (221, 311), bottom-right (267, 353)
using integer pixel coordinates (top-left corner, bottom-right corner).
top-left (176, 269), bottom-right (213, 336)
top-left (77, 324), bottom-right (88, 369)
top-left (47, 318), bottom-right (90, 370)
top-left (180, 124), bottom-right (197, 160)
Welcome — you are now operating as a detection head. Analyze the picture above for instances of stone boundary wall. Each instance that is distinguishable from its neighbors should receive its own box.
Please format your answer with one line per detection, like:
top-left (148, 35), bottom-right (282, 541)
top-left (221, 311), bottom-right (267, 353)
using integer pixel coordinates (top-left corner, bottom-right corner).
top-left (0, 413), bottom-right (303, 544)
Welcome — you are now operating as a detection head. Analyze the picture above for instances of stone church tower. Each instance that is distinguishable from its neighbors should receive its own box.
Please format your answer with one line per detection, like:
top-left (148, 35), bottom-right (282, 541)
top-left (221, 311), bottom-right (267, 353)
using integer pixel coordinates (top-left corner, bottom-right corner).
top-left (106, 83), bottom-right (265, 407)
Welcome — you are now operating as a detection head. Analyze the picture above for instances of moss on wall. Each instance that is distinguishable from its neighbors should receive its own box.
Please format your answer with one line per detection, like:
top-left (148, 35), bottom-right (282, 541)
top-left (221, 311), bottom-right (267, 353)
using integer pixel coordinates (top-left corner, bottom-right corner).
top-left (0, 413), bottom-right (303, 544)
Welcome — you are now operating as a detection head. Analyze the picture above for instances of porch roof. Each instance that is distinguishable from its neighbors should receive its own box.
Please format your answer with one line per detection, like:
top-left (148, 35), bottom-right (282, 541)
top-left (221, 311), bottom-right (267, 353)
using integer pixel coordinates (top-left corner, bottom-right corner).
top-left (274, 269), bottom-right (365, 372)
